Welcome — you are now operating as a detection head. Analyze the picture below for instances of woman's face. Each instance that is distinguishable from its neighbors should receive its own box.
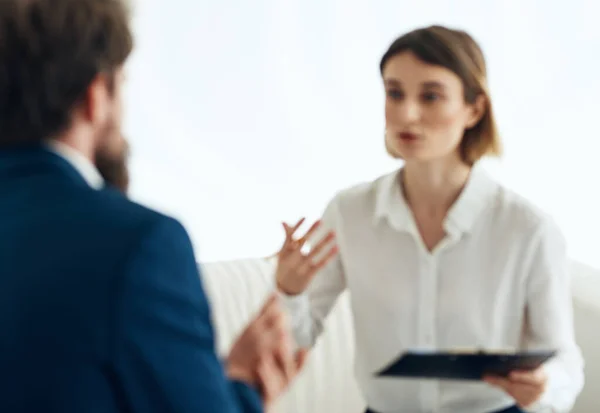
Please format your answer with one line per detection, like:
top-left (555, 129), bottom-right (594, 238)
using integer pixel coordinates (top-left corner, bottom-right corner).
top-left (383, 51), bottom-right (482, 163)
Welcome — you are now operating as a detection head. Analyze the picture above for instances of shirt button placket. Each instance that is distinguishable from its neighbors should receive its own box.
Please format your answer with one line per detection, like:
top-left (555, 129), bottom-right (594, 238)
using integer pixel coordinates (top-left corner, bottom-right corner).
top-left (419, 254), bottom-right (439, 412)
top-left (429, 256), bottom-right (439, 413)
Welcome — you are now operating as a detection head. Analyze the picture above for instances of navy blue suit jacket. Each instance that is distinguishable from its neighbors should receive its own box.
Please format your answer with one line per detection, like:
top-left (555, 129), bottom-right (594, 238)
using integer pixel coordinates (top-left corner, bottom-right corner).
top-left (0, 147), bottom-right (263, 413)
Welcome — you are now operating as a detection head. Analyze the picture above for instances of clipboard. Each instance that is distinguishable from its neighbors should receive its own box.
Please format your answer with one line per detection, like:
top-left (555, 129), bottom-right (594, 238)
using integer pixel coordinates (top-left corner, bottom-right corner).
top-left (375, 350), bottom-right (556, 381)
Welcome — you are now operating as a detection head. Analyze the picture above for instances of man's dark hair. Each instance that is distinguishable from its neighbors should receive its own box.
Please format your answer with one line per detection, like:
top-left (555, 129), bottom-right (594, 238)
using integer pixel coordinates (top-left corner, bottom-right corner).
top-left (0, 0), bottom-right (133, 147)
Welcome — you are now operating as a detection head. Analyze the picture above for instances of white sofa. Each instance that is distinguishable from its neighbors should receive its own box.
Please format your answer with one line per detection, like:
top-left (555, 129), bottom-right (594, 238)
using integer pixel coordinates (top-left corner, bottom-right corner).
top-left (201, 257), bottom-right (600, 413)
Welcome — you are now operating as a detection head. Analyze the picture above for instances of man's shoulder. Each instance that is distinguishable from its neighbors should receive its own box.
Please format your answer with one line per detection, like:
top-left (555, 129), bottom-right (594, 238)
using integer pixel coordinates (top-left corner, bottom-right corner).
top-left (78, 187), bottom-right (173, 235)
top-left (52, 187), bottom-right (191, 258)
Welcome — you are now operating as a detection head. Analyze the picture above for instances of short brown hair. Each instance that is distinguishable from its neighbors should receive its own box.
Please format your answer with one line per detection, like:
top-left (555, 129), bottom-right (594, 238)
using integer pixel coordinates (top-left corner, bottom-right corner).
top-left (380, 25), bottom-right (501, 165)
top-left (0, 0), bottom-right (133, 147)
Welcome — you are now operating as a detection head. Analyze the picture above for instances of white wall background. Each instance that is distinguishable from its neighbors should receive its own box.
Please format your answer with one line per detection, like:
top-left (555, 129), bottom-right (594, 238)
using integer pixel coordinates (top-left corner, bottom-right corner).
top-left (122, 0), bottom-right (600, 267)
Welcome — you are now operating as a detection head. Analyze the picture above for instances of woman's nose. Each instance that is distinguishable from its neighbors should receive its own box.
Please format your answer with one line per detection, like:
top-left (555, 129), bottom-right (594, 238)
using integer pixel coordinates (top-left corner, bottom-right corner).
top-left (394, 100), bottom-right (421, 124)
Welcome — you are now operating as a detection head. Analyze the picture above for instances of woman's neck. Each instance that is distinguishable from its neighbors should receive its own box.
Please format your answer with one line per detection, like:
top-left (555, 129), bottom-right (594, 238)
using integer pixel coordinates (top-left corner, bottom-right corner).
top-left (401, 157), bottom-right (472, 219)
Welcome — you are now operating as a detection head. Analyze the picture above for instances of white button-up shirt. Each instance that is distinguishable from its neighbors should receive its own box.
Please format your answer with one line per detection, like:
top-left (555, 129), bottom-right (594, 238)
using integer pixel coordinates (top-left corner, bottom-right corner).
top-left (45, 140), bottom-right (104, 189)
top-left (281, 165), bottom-right (583, 413)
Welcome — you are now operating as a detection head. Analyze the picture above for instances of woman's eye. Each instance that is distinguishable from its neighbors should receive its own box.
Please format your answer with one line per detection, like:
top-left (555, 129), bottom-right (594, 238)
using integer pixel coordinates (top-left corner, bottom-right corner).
top-left (422, 92), bottom-right (440, 102)
top-left (387, 89), bottom-right (403, 100)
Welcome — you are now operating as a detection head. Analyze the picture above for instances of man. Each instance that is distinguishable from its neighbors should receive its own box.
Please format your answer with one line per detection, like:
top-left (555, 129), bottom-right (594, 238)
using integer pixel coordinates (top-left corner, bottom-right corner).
top-left (0, 1), bottom-right (306, 412)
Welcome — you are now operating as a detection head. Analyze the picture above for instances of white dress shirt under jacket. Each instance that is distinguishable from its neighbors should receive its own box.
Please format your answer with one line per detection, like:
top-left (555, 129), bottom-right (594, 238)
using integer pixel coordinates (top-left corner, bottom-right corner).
top-left (281, 165), bottom-right (583, 413)
top-left (45, 140), bottom-right (103, 189)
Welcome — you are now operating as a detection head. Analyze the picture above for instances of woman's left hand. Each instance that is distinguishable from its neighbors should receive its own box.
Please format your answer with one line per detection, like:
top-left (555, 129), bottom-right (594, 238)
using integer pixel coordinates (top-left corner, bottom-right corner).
top-left (484, 367), bottom-right (547, 409)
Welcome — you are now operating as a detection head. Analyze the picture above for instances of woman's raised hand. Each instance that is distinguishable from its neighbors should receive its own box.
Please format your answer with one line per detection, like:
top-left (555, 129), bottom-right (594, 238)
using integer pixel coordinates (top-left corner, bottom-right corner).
top-left (275, 218), bottom-right (338, 296)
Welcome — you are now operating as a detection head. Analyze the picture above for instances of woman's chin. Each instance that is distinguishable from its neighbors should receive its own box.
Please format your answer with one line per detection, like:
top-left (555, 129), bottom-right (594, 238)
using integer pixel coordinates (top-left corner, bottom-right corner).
top-left (387, 145), bottom-right (428, 161)
top-left (387, 143), bottom-right (460, 165)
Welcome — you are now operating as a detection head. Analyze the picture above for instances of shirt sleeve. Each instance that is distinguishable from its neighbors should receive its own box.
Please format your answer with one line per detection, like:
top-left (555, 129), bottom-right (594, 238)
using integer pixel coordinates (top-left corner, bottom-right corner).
top-left (522, 218), bottom-right (584, 413)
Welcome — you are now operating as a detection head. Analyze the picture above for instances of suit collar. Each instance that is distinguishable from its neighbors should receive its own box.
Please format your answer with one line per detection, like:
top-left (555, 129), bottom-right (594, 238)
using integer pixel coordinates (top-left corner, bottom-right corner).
top-left (0, 145), bottom-right (96, 189)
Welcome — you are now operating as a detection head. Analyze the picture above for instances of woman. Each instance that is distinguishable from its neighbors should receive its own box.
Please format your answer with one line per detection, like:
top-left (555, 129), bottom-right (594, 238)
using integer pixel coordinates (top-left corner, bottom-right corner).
top-left (274, 25), bottom-right (583, 413)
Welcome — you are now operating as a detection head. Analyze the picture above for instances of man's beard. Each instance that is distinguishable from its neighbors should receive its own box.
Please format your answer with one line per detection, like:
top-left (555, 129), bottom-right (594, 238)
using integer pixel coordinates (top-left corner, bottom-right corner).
top-left (96, 141), bottom-right (130, 194)
top-left (94, 116), bottom-right (130, 194)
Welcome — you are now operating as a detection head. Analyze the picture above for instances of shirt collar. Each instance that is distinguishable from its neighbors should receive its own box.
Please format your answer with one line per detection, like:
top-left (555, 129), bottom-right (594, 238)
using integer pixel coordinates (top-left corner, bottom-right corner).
top-left (374, 163), bottom-right (498, 237)
top-left (44, 140), bottom-right (104, 189)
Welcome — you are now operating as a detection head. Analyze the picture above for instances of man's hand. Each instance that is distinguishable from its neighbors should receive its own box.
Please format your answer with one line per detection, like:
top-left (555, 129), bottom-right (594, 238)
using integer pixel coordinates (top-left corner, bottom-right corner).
top-left (484, 367), bottom-right (547, 409)
top-left (256, 346), bottom-right (309, 410)
top-left (226, 293), bottom-right (309, 407)
top-left (226, 293), bottom-right (287, 385)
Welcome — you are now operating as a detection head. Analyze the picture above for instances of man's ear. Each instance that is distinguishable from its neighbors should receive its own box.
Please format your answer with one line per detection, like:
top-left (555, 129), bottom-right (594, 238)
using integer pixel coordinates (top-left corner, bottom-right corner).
top-left (82, 73), bottom-right (112, 125)
top-left (466, 94), bottom-right (486, 129)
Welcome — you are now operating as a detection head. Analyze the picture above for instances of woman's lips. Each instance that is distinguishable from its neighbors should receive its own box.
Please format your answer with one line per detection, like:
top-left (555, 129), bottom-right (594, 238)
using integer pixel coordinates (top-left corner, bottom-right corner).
top-left (399, 132), bottom-right (419, 141)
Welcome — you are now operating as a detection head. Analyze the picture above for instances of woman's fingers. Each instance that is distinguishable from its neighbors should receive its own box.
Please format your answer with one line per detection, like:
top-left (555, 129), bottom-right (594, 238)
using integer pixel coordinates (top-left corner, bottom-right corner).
top-left (296, 244), bottom-right (338, 280)
top-left (296, 220), bottom-right (322, 247)
top-left (310, 245), bottom-right (339, 273)
top-left (294, 231), bottom-right (338, 276)
top-left (281, 223), bottom-right (294, 250)
top-left (306, 231), bottom-right (335, 259)
top-left (284, 218), bottom-right (305, 239)
top-left (281, 218), bottom-right (306, 251)
top-left (282, 222), bottom-right (338, 274)
top-left (509, 369), bottom-right (546, 386)
top-left (282, 219), bottom-right (328, 254)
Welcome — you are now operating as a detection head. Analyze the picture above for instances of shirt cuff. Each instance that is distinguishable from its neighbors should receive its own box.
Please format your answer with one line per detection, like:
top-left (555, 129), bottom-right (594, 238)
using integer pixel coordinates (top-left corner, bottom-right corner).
top-left (275, 288), bottom-right (312, 346)
top-left (276, 288), bottom-right (309, 319)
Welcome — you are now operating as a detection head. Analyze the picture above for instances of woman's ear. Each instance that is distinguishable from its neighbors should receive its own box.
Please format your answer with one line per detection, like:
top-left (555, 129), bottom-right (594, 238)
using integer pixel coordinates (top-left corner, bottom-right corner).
top-left (465, 94), bottom-right (486, 129)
